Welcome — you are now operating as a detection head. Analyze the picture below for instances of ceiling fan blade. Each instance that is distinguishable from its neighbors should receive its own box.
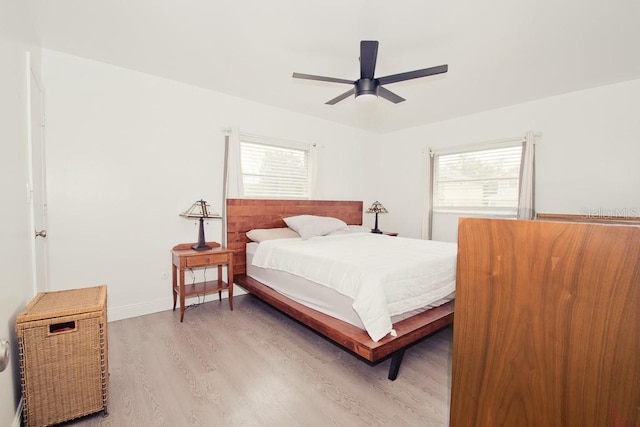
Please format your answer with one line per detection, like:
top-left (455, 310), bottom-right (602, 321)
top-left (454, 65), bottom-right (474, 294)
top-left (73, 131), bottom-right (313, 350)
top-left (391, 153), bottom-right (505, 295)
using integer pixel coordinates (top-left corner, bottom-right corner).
top-left (360, 40), bottom-right (379, 79)
top-left (325, 88), bottom-right (355, 105)
top-left (377, 64), bottom-right (448, 85)
top-left (292, 72), bottom-right (353, 85)
top-left (378, 87), bottom-right (406, 104)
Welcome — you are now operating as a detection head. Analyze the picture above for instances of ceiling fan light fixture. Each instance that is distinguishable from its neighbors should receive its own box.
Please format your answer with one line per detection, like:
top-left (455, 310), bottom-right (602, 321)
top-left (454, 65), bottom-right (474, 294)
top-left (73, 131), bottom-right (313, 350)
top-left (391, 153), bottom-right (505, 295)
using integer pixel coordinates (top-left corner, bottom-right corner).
top-left (354, 79), bottom-right (379, 102)
top-left (355, 92), bottom-right (378, 103)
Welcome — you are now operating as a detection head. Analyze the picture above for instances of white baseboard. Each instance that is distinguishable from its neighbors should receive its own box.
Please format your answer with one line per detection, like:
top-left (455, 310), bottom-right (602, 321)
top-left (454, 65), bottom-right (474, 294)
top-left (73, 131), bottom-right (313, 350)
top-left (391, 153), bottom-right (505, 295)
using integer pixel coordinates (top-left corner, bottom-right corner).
top-left (12, 398), bottom-right (22, 427)
top-left (107, 297), bottom-right (174, 322)
top-left (107, 287), bottom-right (247, 322)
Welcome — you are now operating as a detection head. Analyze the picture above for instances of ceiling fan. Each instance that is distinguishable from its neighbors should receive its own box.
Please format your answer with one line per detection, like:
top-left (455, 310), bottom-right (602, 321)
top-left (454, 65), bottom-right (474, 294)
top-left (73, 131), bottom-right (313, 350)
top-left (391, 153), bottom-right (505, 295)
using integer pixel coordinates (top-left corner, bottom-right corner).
top-left (292, 40), bottom-right (448, 105)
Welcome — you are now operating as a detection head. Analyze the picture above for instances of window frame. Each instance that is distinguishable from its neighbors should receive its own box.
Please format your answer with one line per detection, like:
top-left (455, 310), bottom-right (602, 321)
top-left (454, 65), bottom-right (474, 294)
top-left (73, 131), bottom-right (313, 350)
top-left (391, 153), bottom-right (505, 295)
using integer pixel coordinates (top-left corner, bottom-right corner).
top-left (431, 140), bottom-right (524, 217)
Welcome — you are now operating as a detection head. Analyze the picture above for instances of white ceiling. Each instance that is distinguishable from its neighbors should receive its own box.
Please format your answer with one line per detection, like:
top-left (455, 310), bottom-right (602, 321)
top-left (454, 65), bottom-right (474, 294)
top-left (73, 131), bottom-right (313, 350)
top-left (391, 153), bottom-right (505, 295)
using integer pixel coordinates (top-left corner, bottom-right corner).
top-left (26, 0), bottom-right (640, 134)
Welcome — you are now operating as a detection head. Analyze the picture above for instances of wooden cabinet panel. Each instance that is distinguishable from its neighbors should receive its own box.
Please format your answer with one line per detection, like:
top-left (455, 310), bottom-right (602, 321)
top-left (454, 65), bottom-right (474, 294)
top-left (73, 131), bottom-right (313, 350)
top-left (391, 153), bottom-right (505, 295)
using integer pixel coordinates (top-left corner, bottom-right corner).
top-left (450, 218), bottom-right (640, 427)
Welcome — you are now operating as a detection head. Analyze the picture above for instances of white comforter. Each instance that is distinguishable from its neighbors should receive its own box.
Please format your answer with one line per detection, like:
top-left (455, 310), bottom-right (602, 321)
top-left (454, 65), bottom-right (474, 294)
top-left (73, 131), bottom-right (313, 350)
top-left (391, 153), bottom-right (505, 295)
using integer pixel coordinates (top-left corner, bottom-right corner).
top-left (251, 233), bottom-right (457, 342)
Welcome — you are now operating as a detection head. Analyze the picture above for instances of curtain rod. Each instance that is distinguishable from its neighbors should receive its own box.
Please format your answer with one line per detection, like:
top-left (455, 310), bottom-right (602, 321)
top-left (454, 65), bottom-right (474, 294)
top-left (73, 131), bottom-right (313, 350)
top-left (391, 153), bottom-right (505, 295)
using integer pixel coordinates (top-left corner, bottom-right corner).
top-left (426, 131), bottom-right (541, 156)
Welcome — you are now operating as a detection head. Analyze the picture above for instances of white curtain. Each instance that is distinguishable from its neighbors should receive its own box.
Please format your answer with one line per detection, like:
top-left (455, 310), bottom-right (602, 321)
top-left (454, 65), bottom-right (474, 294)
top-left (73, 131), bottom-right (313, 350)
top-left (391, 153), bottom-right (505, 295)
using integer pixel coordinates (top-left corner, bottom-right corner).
top-left (224, 127), bottom-right (244, 199)
top-left (421, 149), bottom-right (434, 240)
top-left (308, 143), bottom-right (320, 199)
top-left (517, 131), bottom-right (536, 220)
top-left (221, 127), bottom-right (243, 247)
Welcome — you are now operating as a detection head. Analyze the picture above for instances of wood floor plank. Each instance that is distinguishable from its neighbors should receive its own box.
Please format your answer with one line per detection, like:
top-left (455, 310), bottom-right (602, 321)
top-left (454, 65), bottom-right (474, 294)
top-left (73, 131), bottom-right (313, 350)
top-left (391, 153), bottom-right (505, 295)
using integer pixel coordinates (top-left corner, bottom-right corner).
top-left (60, 295), bottom-right (452, 426)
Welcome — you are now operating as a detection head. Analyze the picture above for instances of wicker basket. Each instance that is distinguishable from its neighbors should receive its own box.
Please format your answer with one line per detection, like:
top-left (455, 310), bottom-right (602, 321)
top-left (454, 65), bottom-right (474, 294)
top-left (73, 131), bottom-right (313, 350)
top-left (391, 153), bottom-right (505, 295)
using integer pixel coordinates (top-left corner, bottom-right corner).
top-left (16, 285), bottom-right (108, 427)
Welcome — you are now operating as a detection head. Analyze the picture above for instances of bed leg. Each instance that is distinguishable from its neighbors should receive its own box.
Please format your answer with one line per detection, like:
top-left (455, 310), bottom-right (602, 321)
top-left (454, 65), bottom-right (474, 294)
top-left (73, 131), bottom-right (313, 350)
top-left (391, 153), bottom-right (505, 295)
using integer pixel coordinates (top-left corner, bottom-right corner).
top-left (388, 348), bottom-right (406, 381)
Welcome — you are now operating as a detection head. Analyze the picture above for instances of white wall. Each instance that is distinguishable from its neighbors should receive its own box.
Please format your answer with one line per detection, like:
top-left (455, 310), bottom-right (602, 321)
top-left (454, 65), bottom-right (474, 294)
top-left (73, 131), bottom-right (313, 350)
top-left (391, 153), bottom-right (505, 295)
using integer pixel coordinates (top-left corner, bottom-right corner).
top-left (0, 0), bottom-right (40, 424)
top-left (44, 49), bottom-right (640, 324)
top-left (379, 79), bottom-right (640, 241)
top-left (42, 49), bottom-right (381, 321)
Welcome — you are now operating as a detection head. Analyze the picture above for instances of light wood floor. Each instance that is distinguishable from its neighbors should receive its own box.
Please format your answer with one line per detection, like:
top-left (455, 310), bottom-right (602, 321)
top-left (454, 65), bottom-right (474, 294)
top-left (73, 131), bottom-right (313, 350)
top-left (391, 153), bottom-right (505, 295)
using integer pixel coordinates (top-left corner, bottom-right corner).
top-left (62, 295), bottom-right (452, 426)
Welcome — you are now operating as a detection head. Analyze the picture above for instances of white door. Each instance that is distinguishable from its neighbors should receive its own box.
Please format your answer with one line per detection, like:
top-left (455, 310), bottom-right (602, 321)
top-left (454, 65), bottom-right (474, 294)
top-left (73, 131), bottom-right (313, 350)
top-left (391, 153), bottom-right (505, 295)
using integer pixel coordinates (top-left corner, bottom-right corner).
top-left (27, 54), bottom-right (49, 293)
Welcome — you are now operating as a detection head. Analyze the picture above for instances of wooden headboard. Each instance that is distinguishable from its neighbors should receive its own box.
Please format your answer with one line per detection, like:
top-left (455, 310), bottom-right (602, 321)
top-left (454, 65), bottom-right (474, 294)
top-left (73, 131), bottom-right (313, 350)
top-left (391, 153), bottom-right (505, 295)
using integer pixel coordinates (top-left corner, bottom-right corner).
top-left (226, 199), bottom-right (363, 274)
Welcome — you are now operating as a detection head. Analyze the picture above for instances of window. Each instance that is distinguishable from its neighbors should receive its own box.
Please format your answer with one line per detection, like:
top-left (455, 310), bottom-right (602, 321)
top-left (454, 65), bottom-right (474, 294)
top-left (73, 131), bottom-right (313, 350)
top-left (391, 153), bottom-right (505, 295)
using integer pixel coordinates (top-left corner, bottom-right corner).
top-left (239, 134), bottom-right (314, 199)
top-left (433, 143), bottom-right (523, 216)
top-left (423, 133), bottom-right (535, 240)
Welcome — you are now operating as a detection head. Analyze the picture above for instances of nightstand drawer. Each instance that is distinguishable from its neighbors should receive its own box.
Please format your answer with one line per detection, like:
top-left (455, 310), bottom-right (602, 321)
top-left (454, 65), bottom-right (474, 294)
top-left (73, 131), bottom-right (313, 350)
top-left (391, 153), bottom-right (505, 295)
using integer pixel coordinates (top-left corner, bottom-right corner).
top-left (185, 253), bottom-right (229, 267)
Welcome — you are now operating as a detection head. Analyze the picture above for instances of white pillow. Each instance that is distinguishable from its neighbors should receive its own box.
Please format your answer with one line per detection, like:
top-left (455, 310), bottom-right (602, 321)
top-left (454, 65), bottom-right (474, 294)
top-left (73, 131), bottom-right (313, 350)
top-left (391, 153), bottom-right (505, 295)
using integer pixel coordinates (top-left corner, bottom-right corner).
top-left (246, 227), bottom-right (300, 242)
top-left (328, 224), bottom-right (371, 235)
top-left (283, 215), bottom-right (347, 240)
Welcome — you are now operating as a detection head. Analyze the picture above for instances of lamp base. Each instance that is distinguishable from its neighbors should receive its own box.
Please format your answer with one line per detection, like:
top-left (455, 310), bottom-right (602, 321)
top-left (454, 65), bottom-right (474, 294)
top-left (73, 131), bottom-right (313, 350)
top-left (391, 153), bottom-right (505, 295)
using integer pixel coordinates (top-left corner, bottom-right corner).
top-left (191, 243), bottom-right (212, 251)
top-left (192, 217), bottom-right (211, 250)
top-left (371, 212), bottom-right (383, 234)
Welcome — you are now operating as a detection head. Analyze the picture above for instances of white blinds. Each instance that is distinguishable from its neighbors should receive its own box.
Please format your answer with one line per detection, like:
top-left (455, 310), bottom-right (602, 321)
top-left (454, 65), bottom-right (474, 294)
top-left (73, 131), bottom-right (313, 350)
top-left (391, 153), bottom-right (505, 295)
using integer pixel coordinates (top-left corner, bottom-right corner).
top-left (240, 141), bottom-right (310, 198)
top-left (433, 144), bottom-right (523, 214)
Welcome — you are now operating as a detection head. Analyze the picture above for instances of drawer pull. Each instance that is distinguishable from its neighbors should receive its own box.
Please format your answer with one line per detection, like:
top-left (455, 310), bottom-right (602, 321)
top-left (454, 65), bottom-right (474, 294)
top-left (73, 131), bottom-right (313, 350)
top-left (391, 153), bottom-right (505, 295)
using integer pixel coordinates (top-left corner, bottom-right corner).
top-left (205, 257), bottom-right (211, 263)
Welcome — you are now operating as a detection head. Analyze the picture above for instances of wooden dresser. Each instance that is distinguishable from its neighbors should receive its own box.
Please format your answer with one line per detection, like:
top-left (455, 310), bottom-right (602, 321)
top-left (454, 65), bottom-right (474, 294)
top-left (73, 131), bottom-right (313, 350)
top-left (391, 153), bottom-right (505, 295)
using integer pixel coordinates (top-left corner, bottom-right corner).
top-left (450, 215), bottom-right (640, 427)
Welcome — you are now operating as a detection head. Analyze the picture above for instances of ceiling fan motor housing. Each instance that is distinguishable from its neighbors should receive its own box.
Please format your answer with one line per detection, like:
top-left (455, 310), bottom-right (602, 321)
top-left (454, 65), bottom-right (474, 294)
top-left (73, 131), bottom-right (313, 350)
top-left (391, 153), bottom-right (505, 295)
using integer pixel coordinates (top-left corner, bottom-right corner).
top-left (356, 79), bottom-right (379, 97)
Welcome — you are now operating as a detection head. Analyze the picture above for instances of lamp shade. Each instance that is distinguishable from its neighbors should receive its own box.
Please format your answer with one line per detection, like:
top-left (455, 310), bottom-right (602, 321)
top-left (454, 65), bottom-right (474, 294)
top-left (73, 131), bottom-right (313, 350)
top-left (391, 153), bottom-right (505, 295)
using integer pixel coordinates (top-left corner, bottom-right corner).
top-left (180, 199), bottom-right (221, 219)
top-left (366, 201), bottom-right (388, 214)
top-left (180, 200), bottom-right (221, 250)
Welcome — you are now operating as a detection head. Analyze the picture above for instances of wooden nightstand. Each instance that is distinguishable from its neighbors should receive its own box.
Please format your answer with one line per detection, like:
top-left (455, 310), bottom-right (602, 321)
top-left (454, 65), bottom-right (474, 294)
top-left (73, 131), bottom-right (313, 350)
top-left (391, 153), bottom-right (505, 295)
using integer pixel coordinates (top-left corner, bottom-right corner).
top-left (171, 242), bottom-right (234, 322)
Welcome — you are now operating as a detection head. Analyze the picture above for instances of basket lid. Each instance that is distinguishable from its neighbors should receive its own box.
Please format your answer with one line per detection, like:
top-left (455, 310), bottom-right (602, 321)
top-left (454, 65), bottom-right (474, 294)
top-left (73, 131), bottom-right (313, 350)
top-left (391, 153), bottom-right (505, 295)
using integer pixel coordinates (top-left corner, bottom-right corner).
top-left (17, 285), bottom-right (107, 323)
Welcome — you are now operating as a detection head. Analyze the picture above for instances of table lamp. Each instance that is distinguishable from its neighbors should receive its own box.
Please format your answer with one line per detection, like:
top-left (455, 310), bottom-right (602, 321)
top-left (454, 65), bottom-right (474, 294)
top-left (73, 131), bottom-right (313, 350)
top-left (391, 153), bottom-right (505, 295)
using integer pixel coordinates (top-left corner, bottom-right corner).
top-left (366, 201), bottom-right (388, 234)
top-left (180, 199), bottom-right (222, 250)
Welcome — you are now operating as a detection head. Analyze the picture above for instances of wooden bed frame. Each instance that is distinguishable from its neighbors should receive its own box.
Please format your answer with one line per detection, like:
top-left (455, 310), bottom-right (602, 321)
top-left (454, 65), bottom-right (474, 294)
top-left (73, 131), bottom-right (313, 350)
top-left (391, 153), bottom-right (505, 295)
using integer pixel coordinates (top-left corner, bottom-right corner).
top-left (226, 198), bottom-right (454, 380)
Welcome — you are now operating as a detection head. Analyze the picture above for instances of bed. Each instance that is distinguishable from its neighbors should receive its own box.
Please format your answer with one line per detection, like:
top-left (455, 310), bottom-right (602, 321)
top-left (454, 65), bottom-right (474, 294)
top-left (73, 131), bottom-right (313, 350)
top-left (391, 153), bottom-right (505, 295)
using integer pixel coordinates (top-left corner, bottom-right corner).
top-left (226, 198), bottom-right (456, 380)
